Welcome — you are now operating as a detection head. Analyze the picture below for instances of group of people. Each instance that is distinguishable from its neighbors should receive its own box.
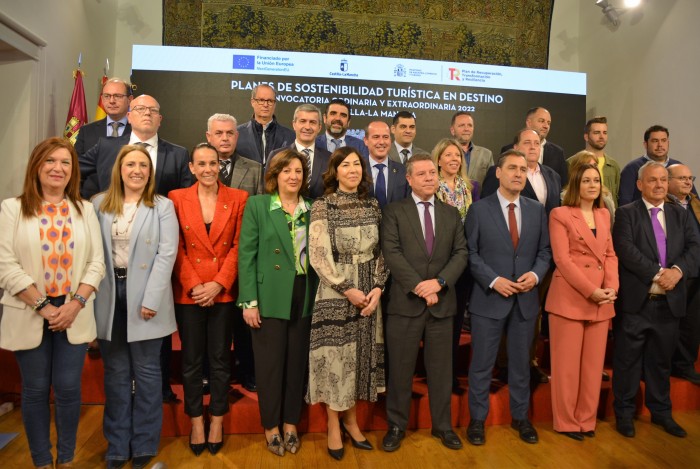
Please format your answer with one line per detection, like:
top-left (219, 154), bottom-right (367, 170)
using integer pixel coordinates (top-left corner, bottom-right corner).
top-left (0, 78), bottom-right (698, 468)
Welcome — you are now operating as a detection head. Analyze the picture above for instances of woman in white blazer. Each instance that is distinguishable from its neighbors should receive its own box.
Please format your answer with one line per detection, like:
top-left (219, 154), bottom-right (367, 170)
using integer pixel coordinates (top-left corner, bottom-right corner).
top-left (0, 137), bottom-right (105, 469)
top-left (92, 145), bottom-right (178, 469)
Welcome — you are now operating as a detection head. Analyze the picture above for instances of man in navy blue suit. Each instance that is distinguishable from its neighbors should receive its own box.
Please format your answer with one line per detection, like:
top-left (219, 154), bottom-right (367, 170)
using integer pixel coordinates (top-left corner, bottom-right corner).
top-left (464, 150), bottom-right (551, 446)
top-left (363, 121), bottom-right (409, 208)
top-left (315, 98), bottom-right (369, 158)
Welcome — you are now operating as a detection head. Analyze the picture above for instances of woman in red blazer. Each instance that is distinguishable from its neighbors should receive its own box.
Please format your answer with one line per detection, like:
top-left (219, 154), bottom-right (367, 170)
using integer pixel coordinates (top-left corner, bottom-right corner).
top-left (169, 143), bottom-right (248, 456)
top-left (545, 163), bottom-right (619, 441)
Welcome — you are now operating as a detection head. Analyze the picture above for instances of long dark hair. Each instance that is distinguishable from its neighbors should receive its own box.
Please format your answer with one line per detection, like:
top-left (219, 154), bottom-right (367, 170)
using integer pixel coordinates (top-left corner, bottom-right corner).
top-left (322, 146), bottom-right (372, 198)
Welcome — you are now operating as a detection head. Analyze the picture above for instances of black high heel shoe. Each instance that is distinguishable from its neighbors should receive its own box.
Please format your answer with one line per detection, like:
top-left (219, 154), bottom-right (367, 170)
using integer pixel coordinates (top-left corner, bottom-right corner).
top-left (327, 445), bottom-right (345, 461)
top-left (340, 420), bottom-right (373, 450)
top-left (208, 419), bottom-right (224, 455)
top-left (189, 430), bottom-right (206, 456)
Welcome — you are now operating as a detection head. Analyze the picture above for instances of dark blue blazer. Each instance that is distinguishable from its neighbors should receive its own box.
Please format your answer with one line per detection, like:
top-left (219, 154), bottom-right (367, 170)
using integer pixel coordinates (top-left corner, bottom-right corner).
top-left (480, 164), bottom-right (561, 215)
top-left (363, 157), bottom-right (409, 205)
top-left (466, 194), bottom-right (552, 320)
top-left (78, 135), bottom-right (192, 199)
top-left (266, 144), bottom-right (331, 200)
top-left (613, 199), bottom-right (700, 317)
top-left (315, 134), bottom-right (369, 159)
top-left (236, 117), bottom-right (295, 165)
top-left (74, 117), bottom-right (131, 157)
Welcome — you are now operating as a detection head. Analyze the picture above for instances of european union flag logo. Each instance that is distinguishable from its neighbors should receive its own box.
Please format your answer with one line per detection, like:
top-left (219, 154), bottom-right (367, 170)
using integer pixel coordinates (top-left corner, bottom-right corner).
top-left (233, 55), bottom-right (255, 70)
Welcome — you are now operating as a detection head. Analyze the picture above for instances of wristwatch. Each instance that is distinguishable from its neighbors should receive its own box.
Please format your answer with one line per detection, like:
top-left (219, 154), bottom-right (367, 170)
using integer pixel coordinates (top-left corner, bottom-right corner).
top-left (436, 277), bottom-right (446, 289)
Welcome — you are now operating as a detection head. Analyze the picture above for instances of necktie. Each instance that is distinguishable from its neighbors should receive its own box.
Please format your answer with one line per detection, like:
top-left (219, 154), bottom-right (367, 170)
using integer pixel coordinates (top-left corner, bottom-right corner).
top-left (109, 121), bottom-right (120, 137)
top-left (421, 201), bottom-right (434, 256)
top-left (302, 148), bottom-right (312, 188)
top-left (374, 163), bottom-right (387, 208)
top-left (330, 138), bottom-right (342, 152)
top-left (261, 127), bottom-right (267, 163)
top-left (219, 159), bottom-right (231, 180)
top-left (650, 207), bottom-right (667, 267)
top-left (508, 203), bottom-right (519, 250)
top-left (400, 149), bottom-right (410, 163)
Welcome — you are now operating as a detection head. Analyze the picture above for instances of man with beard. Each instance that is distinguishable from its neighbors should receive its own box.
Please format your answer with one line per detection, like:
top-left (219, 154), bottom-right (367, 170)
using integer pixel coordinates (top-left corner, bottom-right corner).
top-left (449, 111), bottom-right (493, 190)
top-left (315, 98), bottom-right (369, 158)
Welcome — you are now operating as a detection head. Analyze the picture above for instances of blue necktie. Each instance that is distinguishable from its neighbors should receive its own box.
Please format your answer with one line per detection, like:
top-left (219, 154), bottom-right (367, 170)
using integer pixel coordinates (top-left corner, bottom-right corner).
top-left (374, 163), bottom-right (387, 208)
top-left (330, 138), bottom-right (342, 152)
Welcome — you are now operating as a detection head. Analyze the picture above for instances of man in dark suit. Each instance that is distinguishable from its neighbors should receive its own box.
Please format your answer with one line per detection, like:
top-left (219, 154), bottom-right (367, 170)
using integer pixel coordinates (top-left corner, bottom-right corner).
top-left (501, 107), bottom-right (567, 185)
top-left (485, 129), bottom-right (561, 216)
top-left (363, 121), bottom-right (409, 208)
top-left (206, 113), bottom-right (263, 196)
top-left (381, 153), bottom-right (468, 452)
top-left (612, 161), bottom-right (700, 438)
top-left (205, 112), bottom-right (262, 393)
top-left (74, 78), bottom-right (133, 158)
top-left (315, 98), bottom-right (369, 158)
top-left (79, 94), bottom-right (192, 199)
top-left (236, 84), bottom-right (295, 165)
top-left (388, 111), bottom-right (426, 164)
top-left (465, 150), bottom-right (552, 446)
top-left (267, 104), bottom-right (330, 199)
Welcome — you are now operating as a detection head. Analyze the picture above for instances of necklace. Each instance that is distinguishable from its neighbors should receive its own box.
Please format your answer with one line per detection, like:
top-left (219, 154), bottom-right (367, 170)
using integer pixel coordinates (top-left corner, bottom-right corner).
top-left (113, 204), bottom-right (138, 236)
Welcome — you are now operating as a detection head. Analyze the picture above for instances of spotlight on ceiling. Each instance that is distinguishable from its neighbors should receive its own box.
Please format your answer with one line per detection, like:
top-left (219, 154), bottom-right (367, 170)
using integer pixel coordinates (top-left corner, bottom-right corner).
top-left (596, 0), bottom-right (621, 26)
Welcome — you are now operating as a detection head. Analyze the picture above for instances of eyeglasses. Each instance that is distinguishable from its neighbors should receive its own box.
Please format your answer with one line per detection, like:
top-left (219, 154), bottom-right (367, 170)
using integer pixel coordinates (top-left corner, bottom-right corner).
top-left (670, 176), bottom-right (696, 182)
top-left (102, 93), bottom-right (127, 101)
top-left (131, 106), bottom-right (161, 115)
top-left (252, 98), bottom-right (276, 106)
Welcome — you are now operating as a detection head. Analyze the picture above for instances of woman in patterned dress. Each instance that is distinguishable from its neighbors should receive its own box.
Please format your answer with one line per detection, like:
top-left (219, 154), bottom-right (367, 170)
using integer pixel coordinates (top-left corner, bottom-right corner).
top-left (431, 138), bottom-right (476, 391)
top-left (0, 137), bottom-right (105, 468)
top-left (307, 146), bottom-right (388, 460)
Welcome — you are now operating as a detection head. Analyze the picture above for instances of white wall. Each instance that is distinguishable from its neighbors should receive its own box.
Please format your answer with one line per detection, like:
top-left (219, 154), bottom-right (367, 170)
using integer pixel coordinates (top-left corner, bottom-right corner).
top-left (550, 0), bottom-right (699, 176)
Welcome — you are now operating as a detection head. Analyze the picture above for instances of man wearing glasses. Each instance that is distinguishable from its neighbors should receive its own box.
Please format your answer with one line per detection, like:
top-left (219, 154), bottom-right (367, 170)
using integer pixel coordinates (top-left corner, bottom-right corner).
top-left (79, 94), bottom-right (192, 200)
top-left (74, 78), bottom-right (133, 158)
top-left (236, 84), bottom-right (295, 165)
top-left (667, 164), bottom-right (700, 385)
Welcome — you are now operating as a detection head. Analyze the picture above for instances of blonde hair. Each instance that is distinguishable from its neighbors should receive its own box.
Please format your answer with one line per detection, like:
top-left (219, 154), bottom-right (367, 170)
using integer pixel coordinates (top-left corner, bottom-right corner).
top-left (98, 145), bottom-right (156, 214)
top-left (431, 138), bottom-right (472, 191)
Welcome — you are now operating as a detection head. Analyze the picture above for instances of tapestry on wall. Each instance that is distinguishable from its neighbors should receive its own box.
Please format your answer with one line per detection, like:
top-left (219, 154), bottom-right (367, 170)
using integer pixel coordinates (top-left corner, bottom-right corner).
top-left (163, 0), bottom-right (554, 69)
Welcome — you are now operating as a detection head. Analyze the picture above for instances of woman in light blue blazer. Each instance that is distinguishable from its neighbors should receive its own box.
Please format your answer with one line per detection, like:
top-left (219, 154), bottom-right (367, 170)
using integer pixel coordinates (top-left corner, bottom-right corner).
top-left (92, 145), bottom-right (178, 469)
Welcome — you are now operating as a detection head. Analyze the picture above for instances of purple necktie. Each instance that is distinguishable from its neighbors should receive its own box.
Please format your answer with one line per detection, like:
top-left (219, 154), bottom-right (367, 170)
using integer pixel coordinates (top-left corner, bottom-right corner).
top-left (421, 201), bottom-right (434, 256)
top-left (650, 207), bottom-right (667, 267)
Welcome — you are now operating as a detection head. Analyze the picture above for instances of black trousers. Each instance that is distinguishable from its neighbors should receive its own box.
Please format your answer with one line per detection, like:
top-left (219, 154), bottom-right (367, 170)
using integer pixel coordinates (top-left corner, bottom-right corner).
top-left (175, 302), bottom-right (233, 417)
top-left (251, 276), bottom-right (311, 429)
top-left (452, 269), bottom-right (473, 381)
top-left (231, 304), bottom-right (255, 381)
top-left (672, 278), bottom-right (700, 373)
top-left (613, 297), bottom-right (679, 419)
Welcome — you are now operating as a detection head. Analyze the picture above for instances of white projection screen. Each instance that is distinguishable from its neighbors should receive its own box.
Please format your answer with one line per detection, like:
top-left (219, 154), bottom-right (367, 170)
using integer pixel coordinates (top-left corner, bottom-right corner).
top-left (131, 45), bottom-right (586, 157)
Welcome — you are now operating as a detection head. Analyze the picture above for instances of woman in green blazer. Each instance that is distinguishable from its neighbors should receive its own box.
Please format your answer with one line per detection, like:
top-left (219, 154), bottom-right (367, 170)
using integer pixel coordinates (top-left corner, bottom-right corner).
top-left (237, 149), bottom-right (316, 457)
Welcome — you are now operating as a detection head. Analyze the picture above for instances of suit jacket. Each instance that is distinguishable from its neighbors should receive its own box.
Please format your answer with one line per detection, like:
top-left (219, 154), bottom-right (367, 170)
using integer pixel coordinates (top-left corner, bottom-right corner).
top-left (237, 194), bottom-right (317, 319)
top-left (220, 152), bottom-right (264, 196)
top-left (0, 198), bottom-right (105, 351)
top-left (236, 117), bottom-right (295, 165)
top-left (79, 135), bottom-right (193, 199)
top-left (467, 144), bottom-right (493, 188)
top-left (169, 182), bottom-right (248, 304)
top-left (618, 156), bottom-right (687, 206)
top-left (74, 117), bottom-right (132, 157)
top-left (381, 196), bottom-right (468, 318)
top-left (364, 156), bottom-right (409, 204)
top-left (267, 144), bottom-right (331, 199)
top-left (545, 206), bottom-right (619, 321)
top-left (612, 199), bottom-right (700, 317)
top-left (481, 164), bottom-right (561, 215)
top-left (501, 140), bottom-right (568, 185)
top-left (466, 194), bottom-right (552, 320)
top-left (388, 145), bottom-right (426, 165)
top-left (315, 134), bottom-right (369, 159)
top-left (93, 194), bottom-right (179, 342)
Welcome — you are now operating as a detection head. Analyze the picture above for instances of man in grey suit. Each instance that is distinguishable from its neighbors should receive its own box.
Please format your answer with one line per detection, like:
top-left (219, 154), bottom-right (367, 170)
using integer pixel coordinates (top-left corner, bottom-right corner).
top-left (74, 78), bottom-right (133, 158)
top-left (464, 150), bottom-right (552, 446)
top-left (381, 153), bottom-right (468, 452)
top-left (363, 121), bottom-right (409, 208)
top-left (315, 98), bottom-right (369, 158)
top-left (205, 113), bottom-right (262, 392)
top-left (449, 111), bottom-right (493, 190)
top-left (388, 111), bottom-right (426, 164)
top-left (206, 113), bottom-right (263, 196)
